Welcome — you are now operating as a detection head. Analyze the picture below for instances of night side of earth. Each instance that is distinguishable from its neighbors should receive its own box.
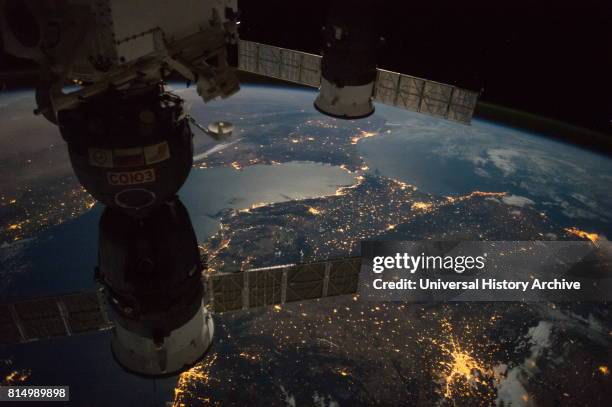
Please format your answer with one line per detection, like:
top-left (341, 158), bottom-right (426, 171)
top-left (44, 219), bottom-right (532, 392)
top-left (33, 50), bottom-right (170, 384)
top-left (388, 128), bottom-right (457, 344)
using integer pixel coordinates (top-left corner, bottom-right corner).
top-left (0, 85), bottom-right (611, 406)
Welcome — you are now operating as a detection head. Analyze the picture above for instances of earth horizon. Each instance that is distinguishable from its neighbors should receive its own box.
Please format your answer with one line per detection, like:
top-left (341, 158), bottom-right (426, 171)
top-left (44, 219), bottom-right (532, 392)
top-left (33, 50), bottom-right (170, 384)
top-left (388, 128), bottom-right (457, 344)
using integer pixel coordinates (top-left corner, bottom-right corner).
top-left (1, 84), bottom-right (611, 406)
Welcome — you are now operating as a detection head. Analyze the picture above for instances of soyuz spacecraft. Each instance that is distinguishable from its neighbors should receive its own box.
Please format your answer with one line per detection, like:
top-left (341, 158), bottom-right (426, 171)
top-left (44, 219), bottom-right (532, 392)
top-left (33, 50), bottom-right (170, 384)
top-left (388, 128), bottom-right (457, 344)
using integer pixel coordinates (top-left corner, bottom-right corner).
top-left (0, 0), bottom-right (478, 376)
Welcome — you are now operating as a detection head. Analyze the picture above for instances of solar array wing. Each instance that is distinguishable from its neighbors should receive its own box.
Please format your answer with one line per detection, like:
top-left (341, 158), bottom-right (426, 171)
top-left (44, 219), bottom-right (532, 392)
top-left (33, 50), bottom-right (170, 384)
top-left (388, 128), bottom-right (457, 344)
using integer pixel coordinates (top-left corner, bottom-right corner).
top-left (0, 291), bottom-right (112, 345)
top-left (238, 41), bottom-right (478, 124)
top-left (373, 68), bottom-right (479, 124)
top-left (447, 87), bottom-right (480, 123)
top-left (208, 257), bottom-right (362, 313)
top-left (1, 257), bottom-right (361, 344)
top-left (238, 40), bottom-right (322, 88)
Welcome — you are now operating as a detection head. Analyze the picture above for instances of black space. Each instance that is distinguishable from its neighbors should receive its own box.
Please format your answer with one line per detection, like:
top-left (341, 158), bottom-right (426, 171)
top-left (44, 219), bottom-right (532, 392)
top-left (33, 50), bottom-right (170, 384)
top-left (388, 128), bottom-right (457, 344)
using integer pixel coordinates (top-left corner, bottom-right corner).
top-left (1, 1), bottom-right (610, 136)
top-left (238, 0), bottom-right (611, 136)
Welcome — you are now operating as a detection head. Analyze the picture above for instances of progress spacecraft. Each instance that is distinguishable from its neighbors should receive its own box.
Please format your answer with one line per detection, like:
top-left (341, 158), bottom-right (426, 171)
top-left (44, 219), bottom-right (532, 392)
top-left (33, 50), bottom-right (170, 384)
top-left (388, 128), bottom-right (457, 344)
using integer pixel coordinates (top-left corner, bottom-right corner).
top-left (0, 0), bottom-right (479, 376)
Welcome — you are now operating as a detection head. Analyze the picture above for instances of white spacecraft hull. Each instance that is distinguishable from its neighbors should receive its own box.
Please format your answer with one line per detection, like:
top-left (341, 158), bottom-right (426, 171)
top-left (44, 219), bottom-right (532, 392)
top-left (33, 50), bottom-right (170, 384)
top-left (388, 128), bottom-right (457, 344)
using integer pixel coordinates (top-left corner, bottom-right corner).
top-left (111, 302), bottom-right (214, 376)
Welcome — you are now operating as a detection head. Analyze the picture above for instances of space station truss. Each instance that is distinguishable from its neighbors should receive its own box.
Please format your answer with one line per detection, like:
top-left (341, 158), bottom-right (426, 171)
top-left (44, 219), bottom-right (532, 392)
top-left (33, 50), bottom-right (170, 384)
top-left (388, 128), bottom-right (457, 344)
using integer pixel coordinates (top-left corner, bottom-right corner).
top-left (238, 40), bottom-right (479, 124)
top-left (0, 257), bottom-right (361, 344)
top-left (238, 40), bottom-right (322, 87)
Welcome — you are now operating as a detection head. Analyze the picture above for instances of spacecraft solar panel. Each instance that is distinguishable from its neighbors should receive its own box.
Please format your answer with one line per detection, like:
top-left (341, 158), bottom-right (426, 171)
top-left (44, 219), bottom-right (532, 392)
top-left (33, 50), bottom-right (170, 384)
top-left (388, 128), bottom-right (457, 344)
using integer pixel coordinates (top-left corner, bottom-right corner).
top-left (238, 40), bottom-right (322, 88)
top-left (0, 303), bottom-right (22, 344)
top-left (209, 257), bottom-right (361, 313)
top-left (208, 271), bottom-right (245, 312)
top-left (239, 41), bottom-right (478, 124)
top-left (61, 292), bottom-right (111, 333)
top-left (1, 258), bottom-right (363, 345)
top-left (285, 262), bottom-right (325, 302)
top-left (248, 267), bottom-right (284, 308)
top-left (448, 88), bottom-right (479, 123)
top-left (0, 291), bottom-right (111, 344)
top-left (373, 68), bottom-right (479, 124)
top-left (327, 257), bottom-right (361, 296)
top-left (15, 298), bottom-right (67, 340)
